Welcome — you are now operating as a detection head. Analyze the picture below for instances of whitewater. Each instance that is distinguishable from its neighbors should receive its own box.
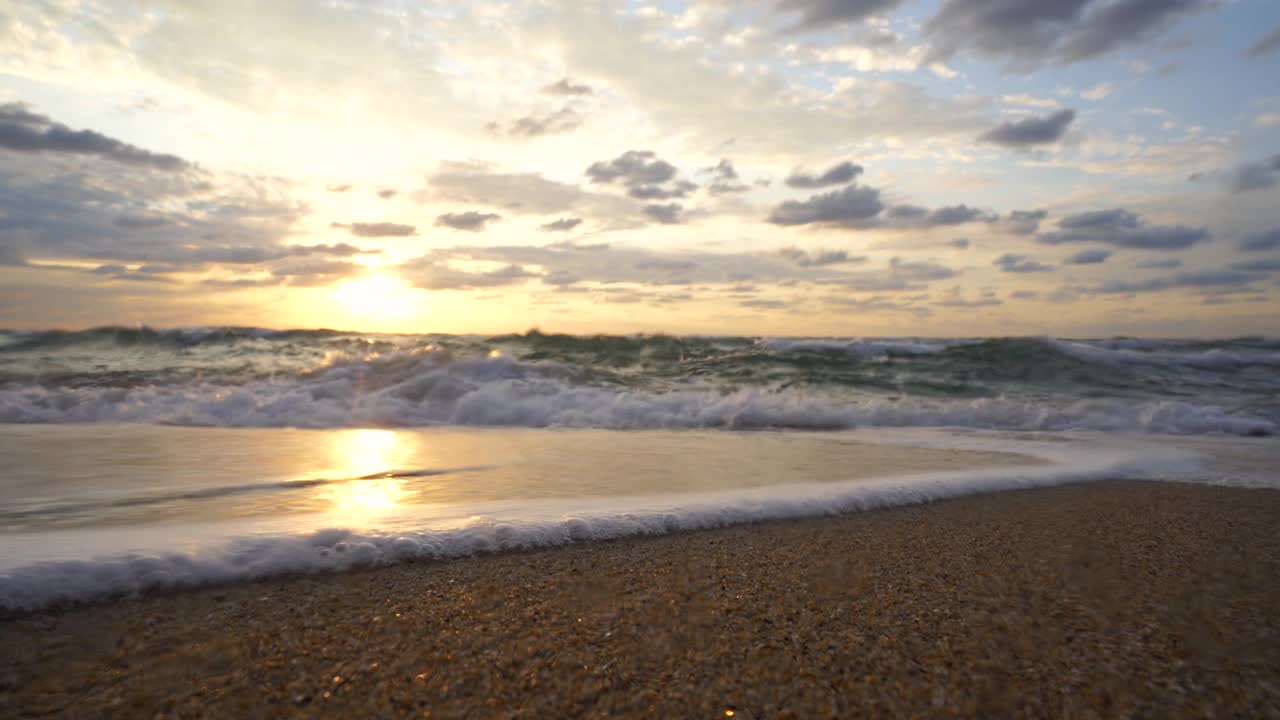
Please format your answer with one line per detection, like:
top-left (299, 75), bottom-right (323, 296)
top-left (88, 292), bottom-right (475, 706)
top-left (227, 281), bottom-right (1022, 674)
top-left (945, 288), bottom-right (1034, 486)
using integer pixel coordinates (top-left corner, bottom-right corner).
top-left (1, 328), bottom-right (1278, 611)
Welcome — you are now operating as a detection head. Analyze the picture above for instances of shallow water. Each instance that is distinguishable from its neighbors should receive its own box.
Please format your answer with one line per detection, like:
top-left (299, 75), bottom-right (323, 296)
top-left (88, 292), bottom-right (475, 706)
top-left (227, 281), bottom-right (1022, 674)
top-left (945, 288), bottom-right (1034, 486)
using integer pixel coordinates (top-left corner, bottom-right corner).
top-left (1, 423), bottom-right (1277, 611)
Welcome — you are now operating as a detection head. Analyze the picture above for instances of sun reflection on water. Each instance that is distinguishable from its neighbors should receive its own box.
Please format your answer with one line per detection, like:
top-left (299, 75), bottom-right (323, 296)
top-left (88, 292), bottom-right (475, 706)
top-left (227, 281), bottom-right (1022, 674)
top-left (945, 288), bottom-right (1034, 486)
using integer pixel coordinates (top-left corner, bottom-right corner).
top-left (319, 429), bottom-right (414, 515)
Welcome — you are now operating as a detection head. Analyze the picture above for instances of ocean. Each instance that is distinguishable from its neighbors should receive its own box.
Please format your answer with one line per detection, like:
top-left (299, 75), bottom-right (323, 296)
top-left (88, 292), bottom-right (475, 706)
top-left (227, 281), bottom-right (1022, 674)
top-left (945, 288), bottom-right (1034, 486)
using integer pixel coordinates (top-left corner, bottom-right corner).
top-left (2, 328), bottom-right (1278, 611)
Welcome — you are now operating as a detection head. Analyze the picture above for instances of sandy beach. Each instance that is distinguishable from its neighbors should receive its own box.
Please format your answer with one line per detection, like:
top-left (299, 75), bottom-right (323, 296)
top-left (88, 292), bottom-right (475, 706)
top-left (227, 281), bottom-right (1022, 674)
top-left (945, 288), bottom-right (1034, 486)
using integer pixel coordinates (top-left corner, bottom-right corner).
top-left (2, 480), bottom-right (1279, 718)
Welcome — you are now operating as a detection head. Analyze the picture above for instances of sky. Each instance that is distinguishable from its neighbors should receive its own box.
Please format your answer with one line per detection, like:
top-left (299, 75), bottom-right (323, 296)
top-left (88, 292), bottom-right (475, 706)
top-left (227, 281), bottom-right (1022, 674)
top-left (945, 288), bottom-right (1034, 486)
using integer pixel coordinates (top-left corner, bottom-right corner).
top-left (1, 0), bottom-right (1278, 337)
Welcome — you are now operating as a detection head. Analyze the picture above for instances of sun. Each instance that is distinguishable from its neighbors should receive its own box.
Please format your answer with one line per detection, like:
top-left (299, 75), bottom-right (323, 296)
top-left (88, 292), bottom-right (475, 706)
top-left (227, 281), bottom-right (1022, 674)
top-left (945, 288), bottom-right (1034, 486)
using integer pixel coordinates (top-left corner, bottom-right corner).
top-left (328, 273), bottom-right (420, 326)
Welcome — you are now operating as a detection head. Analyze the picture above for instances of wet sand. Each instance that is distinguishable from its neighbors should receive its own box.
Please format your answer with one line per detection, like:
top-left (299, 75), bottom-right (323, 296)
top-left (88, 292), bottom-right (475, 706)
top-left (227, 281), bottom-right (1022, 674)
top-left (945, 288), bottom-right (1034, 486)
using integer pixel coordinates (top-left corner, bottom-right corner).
top-left (2, 480), bottom-right (1279, 718)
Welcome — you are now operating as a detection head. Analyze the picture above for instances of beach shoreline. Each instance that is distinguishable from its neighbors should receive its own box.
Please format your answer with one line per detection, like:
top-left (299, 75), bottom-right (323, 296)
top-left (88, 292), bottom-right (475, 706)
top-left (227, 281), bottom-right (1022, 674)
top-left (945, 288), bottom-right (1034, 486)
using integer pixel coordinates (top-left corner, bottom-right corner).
top-left (3, 480), bottom-right (1279, 718)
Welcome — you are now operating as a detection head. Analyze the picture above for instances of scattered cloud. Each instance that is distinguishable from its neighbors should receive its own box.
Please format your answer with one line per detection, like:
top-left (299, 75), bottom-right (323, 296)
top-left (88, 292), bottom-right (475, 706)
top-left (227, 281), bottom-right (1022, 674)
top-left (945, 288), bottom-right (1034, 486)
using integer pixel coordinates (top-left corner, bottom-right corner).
top-left (541, 78), bottom-right (594, 96)
top-left (1063, 248), bottom-right (1113, 265)
top-left (772, 247), bottom-right (867, 267)
top-left (0, 102), bottom-right (188, 171)
top-left (1081, 83), bottom-right (1114, 100)
top-left (586, 150), bottom-right (677, 186)
top-left (994, 253), bottom-right (1055, 273)
top-left (978, 109), bottom-right (1076, 148)
top-left (489, 106), bottom-right (583, 138)
top-left (1226, 155), bottom-right (1280, 193)
top-left (339, 222), bottom-right (416, 238)
top-left (642, 203), bottom-right (683, 224)
top-left (540, 217), bottom-right (584, 232)
top-left (774, 0), bottom-right (907, 30)
top-left (767, 184), bottom-right (884, 227)
top-left (1245, 26), bottom-right (1280, 59)
top-left (1037, 208), bottom-right (1210, 250)
top-left (1239, 228), bottom-right (1280, 252)
top-left (436, 211), bottom-right (502, 232)
top-left (1005, 209), bottom-right (1049, 235)
top-left (924, 0), bottom-right (1215, 69)
top-left (784, 161), bottom-right (863, 189)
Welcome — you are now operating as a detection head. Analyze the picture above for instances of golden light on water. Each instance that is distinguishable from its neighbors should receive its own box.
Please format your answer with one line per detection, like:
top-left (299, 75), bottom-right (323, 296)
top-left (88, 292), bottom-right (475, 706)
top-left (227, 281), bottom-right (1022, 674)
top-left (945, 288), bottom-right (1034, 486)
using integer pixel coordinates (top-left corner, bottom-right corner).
top-left (319, 429), bottom-right (413, 515)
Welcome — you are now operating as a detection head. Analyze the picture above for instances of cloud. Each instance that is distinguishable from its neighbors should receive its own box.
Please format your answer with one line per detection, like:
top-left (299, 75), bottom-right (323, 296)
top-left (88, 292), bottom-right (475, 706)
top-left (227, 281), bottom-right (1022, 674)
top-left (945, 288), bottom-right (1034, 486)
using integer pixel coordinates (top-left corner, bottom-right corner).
top-left (772, 247), bottom-right (867, 267)
top-left (376, 189), bottom-right (398, 199)
top-left (435, 211), bottom-right (502, 232)
top-left (1063, 248), bottom-right (1112, 265)
top-left (1136, 258), bottom-right (1183, 269)
top-left (1080, 83), bottom-right (1114, 100)
top-left (704, 159), bottom-right (751, 195)
top-left (1226, 155), bottom-right (1280, 193)
top-left (586, 150), bottom-right (677, 186)
top-left (489, 106), bottom-right (583, 138)
top-left (994, 253), bottom-right (1055, 273)
top-left (541, 78), bottom-right (594, 96)
top-left (268, 259), bottom-right (363, 286)
top-left (978, 109), bottom-right (1076, 148)
top-left (540, 217), bottom-right (584, 232)
top-left (1005, 209), bottom-right (1049, 235)
top-left (1036, 208), bottom-right (1210, 250)
top-left (338, 222), bottom-right (416, 238)
top-left (1239, 228), bottom-right (1280, 252)
top-left (400, 260), bottom-right (538, 290)
top-left (423, 161), bottom-right (641, 230)
top-left (784, 161), bottom-right (863, 189)
top-left (775, 0), bottom-right (907, 30)
top-left (767, 184), bottom-right (884, 227)
top-left (947, 238), bottom-right (971, 250)
top-left (628, 180), bottom-right (698, 200)
top-left (1086, 269), bottom-right (1263, 295)
top-left (1245, 26), bottom-right (1280, 59)
top-left (642, 203), bottom-right (683, 224)
top-left (325, 184), bottom-right (353, 193)
top-left (884, 204), bottom-right (997, 228)
top-left (1229, 258), bottom-right (1280, 273)
top-left (923, 0), bottom-right (1214, 69)
top-left (0, 102), bottom-right (188, 171)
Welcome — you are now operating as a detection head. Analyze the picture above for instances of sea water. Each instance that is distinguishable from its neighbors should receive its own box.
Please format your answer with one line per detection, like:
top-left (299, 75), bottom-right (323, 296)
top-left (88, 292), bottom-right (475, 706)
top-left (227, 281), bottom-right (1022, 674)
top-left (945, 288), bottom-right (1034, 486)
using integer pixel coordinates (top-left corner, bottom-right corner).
top-left (1, 329), bottom-right (1278, 610)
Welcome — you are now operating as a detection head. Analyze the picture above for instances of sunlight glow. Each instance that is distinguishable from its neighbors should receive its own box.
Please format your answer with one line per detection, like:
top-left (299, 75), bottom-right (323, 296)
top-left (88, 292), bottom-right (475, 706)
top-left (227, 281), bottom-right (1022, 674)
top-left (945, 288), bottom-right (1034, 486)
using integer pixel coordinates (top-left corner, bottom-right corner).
top-left (328, 273), bottom-right (421, 326)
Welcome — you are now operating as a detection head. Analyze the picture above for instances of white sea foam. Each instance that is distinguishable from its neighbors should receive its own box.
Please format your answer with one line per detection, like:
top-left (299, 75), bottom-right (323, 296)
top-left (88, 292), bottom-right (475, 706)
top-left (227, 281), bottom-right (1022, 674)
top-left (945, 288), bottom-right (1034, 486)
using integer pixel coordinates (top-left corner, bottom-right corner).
top-left (0, 352), bottom-right (1272, 435)
top-left (0, 431), bottom-right (1211, 611)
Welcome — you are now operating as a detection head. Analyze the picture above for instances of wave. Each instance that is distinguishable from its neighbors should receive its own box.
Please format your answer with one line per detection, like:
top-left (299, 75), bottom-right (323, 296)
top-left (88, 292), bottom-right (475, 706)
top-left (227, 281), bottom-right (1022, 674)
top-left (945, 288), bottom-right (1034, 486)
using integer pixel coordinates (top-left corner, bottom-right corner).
top-left (0, 348), bottom-right (1273, 435)
top-left (0, 436), bottom-right (1203, 611)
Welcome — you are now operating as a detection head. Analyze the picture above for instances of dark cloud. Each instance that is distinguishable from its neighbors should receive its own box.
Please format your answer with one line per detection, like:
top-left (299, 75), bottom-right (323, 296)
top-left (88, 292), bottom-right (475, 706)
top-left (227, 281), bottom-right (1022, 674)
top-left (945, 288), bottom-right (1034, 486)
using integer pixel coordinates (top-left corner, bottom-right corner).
top-left (628, 180), bottom-right (697, 200)
top-left (0, 102), bottom-right (188, 171)
top-left (269, 259), bottom-right (362, 286)
top-left (540, 217), bottom-right (584, 232)
top-left (775, 0), bottom-right (907, 30)
top-left (784, 161), bottom-right (863, 189)
top-left (376, 189), bottom-right (398, 199)
top-left (1239, 228), bottom-right (1280, 252)
top-left (112, 214), bottom-right (176, 230)
top-left (1005, 209), bottom-right (1049, 235)
top-left (337, 222), bottom-right (416, 238)
top-left (400, 259), bottom-right (537, 291)
top-left (586, 151), bottom-right (677, 186)
top-left (1229, 258), bottom-right (1280, 273)
top-left (704, 159), bottom-right (751, 195)
top-left (923, 0), bottom-right (1213, 69)
top-left (1226, 155), bottom-right (1280, 193)
top-left (642, 203), bottom-right (683, 224)
top-left (1063, 248), bottom-right (1112, 265)
top-left (978, 109), bottom-right (1076, 148)
top-left (88, 264), bottom-right (178, 283)
top-left (767, 184), bottom-right (884, 227)
top-left (490, 106), bottom-right (583, 138)
top-left (947, 238), bottom-right (971, 250)
top-left (994, 253), bottom-right (1055, 273)
top-left (1036, 208), bottom-right (1210, 250)
top-left (772, 247), bottom-right (867, 267)
top-left (541, 78), bottom-right (594, 96)
top-left (1086, 269), bottom-right (1262, 295)
top-left (435, 211), bottom-right (502, 232)
top-left (1245, 26), bottom-right (1280, 59)
top-left (1136, 258), bottom-right (1183, 269)
top-left (767, 184), bottom-right (995, 231)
